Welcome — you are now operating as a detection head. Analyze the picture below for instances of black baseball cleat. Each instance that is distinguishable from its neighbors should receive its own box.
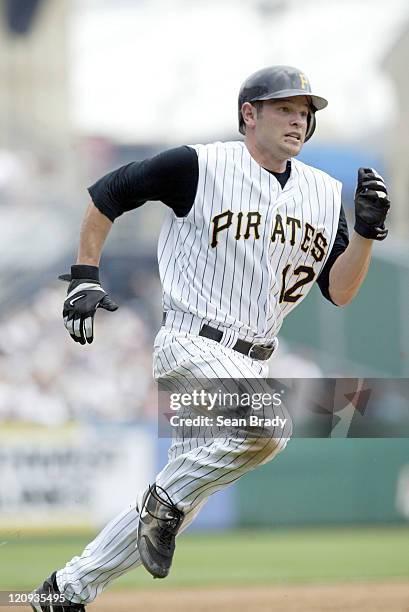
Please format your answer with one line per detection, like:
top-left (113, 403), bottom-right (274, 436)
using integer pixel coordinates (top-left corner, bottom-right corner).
top-left (30, 571), bottom-right (85, 611)
top-left (137, 484), bottom-right (184, 579)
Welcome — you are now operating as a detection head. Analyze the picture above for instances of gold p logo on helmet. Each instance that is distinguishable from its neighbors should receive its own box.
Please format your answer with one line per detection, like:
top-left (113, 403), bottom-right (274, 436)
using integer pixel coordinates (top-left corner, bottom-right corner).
top-left (299, 73), bottom-right (309, 90)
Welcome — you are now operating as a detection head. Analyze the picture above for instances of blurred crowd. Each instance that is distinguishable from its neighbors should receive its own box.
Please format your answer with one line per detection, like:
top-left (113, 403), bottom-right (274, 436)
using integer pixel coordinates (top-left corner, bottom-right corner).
top-left (0, 286), bottom-right (157, 425)
top-left (0, 143), bottom-right (165, 426)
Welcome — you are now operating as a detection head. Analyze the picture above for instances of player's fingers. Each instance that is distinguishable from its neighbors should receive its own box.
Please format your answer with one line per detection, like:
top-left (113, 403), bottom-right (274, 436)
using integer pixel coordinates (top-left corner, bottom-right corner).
top-left (359, 167), bottom-right (384, 179)
top-left (65, 315), bottom-right (74, 336)
top-left (376, 191), bottom-right (389, 199)
top-left (99, 295), bottom-right (119, 312)
top-left (64, 315), bottom-right (79, 343)
top-left (368, 167), bottom-right (384, 181)
top-left (358, 167), bottom-right (371, 182)
top-left (59, 273), bottom-right (72, 282)
top-left (360, 189), bottom-right (390, 206)
top-left (73, 317), bottom-right (81, 338)
top-left (360, 179), bottom-right (387, 193)
top-left (73, 317), bottom-right (86, 345)
top-left (84, 315), bottom-right (94, 344)
top-left (80, 317), bottom-right (87, 345)
top-left (358, 168), bottom-right (386, 190)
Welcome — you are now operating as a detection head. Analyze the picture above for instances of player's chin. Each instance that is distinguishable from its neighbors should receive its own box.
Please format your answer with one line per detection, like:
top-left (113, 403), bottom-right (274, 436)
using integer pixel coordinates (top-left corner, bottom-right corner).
top-left (282, 137), bottom-right (302, 154)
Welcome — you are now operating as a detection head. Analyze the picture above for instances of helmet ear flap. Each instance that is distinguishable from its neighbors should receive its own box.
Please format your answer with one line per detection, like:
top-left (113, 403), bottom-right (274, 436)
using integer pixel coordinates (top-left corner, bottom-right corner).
top-left (239, 118), bottom-right (245, 135)
top-left (238, 103), bottom-right (246, 135)
top-left (305, 111), bottom-right (316, 142)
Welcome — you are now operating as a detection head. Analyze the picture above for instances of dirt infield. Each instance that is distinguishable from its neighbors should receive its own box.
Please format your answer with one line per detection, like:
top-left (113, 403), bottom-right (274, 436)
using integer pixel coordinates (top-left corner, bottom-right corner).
top-left (8, 581), bottom-right (408, 611)
top-left (85, 581), bottom-right (409, 612)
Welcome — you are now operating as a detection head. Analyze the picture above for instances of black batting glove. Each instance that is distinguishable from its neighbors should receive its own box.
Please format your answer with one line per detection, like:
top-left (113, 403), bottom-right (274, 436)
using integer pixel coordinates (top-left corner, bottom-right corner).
top-left (354, 167), bottom-right (390, 241)
top-left (59, 264), bottom-right (118, 345)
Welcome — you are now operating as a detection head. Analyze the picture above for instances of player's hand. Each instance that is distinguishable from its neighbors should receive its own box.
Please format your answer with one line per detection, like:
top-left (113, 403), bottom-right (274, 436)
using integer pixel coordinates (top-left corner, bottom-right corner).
top-left (59, 265), bottom-right (118, 345)
top-left (354, 167), bottom-right (390, 241)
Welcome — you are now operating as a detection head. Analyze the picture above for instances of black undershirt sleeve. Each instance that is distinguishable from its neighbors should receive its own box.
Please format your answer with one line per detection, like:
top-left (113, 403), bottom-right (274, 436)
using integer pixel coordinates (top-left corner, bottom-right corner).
top-left (88, 145), bottom-right (199, 222)
top-left (316, 204), bottom-right (349, 304)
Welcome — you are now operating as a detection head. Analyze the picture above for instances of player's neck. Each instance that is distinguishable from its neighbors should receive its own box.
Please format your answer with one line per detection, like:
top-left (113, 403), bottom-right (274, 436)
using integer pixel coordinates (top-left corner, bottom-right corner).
top-left (244, 140), bottom-right (288, 173)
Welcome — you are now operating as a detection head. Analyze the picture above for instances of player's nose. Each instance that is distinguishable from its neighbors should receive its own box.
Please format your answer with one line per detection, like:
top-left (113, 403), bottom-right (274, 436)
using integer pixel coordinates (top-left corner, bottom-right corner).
top-left (290, 112), bottom-right (306, 125)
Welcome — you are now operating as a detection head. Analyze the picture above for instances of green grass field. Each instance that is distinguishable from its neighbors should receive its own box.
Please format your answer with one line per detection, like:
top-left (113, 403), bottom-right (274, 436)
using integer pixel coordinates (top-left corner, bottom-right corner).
top-left (1, 526), bottom-right (408, 590)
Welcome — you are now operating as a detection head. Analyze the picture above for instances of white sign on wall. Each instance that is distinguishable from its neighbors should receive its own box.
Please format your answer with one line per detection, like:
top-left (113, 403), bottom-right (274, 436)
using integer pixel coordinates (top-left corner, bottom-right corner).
top-left (0, 424), bottom-right (155, 528)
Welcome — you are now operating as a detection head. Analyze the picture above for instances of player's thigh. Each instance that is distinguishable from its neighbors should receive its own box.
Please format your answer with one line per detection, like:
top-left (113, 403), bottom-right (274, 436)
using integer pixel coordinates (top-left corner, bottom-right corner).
top-left (156, 338), bottom-right (290, 460)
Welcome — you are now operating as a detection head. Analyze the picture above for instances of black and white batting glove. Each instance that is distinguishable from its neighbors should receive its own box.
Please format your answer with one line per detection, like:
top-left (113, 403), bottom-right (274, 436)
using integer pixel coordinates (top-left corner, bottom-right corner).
top-left (354, 167), bottom-right (390, 241)
top-left (59, 264), bottom-right (118, 345)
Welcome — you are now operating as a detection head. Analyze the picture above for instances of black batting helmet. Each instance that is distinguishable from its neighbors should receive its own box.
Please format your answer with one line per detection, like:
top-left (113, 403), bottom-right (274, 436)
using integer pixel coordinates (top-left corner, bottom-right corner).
top-left (238, 65), bottom-right (328, 141)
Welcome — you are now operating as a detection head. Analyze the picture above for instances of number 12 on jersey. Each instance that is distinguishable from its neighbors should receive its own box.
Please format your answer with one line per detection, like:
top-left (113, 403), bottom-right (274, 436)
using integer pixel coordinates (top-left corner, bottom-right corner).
top-left (279, 264), bottom-right (316, 304)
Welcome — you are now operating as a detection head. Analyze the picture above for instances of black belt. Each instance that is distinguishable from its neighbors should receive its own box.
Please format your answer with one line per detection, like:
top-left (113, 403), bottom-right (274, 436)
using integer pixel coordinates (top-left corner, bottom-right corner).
top-left (199, 324), bottom-right (275, 361)
top-left (162, 313), bottom-right (275, 361)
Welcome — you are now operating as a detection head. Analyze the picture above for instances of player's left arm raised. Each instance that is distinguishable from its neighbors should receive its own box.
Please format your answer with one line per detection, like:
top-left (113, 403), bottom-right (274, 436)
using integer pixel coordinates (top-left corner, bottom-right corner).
top-left (328, 168), bottom-right (390, 306)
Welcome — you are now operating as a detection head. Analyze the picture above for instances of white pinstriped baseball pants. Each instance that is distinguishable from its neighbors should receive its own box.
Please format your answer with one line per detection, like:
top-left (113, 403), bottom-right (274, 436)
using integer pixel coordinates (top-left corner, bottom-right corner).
top-left (56, 326), bottom-right (291, 604)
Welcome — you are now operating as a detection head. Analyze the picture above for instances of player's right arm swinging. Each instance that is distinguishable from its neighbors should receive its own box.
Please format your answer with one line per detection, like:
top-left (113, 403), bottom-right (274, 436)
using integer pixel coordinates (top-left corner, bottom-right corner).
top-left (77, 201), bottom-right (113, 266)
top-left (60, 201), bottom-right (117, 345)
top-left (60, 146), bottom-right (199, 345)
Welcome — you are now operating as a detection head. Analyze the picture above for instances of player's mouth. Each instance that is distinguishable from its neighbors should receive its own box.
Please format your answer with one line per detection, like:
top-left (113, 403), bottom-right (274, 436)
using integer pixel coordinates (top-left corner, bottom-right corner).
top-left (284, 132), bottom-right (301, 143)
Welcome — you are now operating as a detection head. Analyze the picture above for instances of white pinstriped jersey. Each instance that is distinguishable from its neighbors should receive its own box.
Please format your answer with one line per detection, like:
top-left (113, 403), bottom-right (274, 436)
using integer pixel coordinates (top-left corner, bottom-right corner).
top-left (158, 141), bottom-right (342, 342)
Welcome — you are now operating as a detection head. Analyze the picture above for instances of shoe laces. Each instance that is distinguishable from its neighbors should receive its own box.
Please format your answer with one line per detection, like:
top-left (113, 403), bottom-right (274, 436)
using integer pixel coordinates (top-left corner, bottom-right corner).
top-left (142, 484), bottom-right (183, 548)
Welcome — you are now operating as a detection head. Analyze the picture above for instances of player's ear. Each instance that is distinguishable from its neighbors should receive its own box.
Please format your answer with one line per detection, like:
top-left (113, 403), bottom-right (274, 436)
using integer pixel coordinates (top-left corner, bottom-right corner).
top-left (241, 102), bottom-right (257, 131)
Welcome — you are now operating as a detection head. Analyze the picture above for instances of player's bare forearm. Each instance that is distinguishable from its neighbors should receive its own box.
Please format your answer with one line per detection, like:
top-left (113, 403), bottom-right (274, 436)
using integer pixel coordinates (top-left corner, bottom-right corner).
top-left (76, 200), bottom-right (113, 266)
top-left (328, 232), bottom-right (373, 306)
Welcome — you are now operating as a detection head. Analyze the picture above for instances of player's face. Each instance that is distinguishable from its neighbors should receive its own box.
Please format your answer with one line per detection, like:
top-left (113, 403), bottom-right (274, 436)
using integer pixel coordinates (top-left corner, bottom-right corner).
top-left (252, 96), bottom-right (310, 159)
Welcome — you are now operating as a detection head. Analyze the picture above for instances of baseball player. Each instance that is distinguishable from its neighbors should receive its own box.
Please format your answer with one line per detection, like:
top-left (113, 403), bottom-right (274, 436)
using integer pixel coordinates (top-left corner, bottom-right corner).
top-left (31, 65), bottom-right (390, 611)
